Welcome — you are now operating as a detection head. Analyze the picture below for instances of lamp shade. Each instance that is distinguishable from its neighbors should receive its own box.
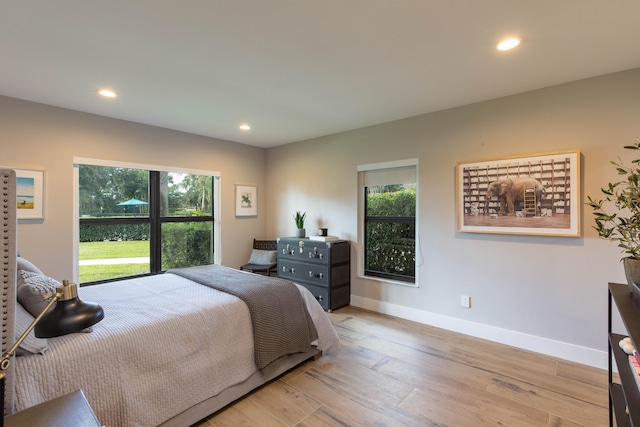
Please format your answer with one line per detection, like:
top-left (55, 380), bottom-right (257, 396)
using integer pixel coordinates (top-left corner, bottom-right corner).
top-left (34, 281), bottom-right (104, 338)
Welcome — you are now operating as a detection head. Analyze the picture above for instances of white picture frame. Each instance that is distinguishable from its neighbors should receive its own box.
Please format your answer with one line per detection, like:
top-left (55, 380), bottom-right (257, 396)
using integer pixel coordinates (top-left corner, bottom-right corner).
top-left (235, 184), bottom-right (257, 217)
top-left (15, 168), bottom-right (45, 220)
top-left (456, 150), bottom-right (580, 237)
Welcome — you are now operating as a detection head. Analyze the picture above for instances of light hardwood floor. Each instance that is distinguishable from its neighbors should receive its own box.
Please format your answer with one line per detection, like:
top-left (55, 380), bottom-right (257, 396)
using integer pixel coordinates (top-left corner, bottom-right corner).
top-left (193, 306), bottom-right (610, 427)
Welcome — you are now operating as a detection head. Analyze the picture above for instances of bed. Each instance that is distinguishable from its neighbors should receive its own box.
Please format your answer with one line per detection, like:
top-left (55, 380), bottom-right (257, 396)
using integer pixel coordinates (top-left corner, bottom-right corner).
top-left (1, 169), bottom-right (339, 427)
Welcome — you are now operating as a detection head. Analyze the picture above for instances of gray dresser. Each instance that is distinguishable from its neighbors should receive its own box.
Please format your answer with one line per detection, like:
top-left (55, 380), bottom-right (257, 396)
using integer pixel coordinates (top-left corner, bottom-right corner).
top-left (277, 237), bottom-right (350, 312)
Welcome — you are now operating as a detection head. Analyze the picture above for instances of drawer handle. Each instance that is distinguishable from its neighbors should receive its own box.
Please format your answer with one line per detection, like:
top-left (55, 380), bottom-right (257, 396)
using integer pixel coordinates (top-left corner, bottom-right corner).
top-left (282, 248), bottom-right (295, 256)
top-left (282, 266), bottom-right (295, 274)
top-left (309, 247), bottom-right (323, 259)
top-left (309, 271), bottom-right (323, 279)
top-left (315, 295), bottom-right (323, 302)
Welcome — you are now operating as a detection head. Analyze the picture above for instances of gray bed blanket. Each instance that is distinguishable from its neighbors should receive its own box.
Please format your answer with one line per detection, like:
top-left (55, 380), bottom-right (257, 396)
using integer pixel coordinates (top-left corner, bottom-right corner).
top-left (168, 264), bottom-right (318, 369)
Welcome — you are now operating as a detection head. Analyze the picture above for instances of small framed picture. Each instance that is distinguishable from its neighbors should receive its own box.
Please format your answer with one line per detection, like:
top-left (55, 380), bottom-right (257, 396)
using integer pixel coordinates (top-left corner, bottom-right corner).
top-left (235, 184), bottom-right (257, 217)
top-left (456, 150), bottom-right (580, 237)
top-left (15, 168), bottom-right (45, 220)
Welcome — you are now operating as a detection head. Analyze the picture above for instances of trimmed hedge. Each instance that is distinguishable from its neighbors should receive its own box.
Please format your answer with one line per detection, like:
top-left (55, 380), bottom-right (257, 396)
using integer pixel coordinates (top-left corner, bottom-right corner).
top-left (80, 224), bottom-right (149, 242)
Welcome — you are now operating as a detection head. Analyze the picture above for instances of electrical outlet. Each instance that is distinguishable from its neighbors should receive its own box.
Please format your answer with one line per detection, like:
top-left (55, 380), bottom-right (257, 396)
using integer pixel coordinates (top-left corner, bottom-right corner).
top-left (461, 295), bottom-right (471, 308)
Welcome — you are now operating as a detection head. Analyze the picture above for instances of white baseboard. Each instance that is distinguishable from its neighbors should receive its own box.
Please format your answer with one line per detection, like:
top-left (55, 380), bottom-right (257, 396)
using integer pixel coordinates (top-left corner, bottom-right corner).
top-left (350, 295), bottom-right (607, 370)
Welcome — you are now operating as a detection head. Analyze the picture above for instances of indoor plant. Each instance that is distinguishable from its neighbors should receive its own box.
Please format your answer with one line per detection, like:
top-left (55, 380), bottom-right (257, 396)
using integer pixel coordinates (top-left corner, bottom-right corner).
top-left (294, 211), bottom-right (306, 238)
top-left (587, 137), bottom-right (640, 290)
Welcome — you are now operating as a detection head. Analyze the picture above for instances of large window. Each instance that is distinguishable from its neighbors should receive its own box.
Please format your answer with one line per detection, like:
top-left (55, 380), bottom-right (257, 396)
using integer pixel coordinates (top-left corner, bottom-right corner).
top-left (76, 161), bottom-right (218, 284)
top-left (358, 160), bottom-right (417, 285)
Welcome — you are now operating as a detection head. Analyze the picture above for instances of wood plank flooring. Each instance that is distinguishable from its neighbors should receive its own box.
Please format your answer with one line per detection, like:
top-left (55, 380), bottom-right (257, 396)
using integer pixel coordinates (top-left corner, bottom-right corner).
top-left (193, 306), bottom-right (610, 427)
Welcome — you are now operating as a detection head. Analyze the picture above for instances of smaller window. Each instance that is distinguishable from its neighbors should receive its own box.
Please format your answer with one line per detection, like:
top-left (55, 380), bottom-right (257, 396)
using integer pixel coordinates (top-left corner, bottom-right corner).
top-left (358, 160), bottom-right (417, 285)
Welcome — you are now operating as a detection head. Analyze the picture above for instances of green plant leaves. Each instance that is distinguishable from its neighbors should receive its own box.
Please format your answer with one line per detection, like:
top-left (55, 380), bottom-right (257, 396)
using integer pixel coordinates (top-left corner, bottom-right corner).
top-left (294, 211), bottom-right (306, 228)
top-left (588, 137), bottom-right (640, 259)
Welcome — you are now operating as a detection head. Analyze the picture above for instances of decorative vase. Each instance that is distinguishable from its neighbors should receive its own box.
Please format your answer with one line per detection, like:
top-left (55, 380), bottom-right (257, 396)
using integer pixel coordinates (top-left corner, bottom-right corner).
top-left (623, 257), bottom-right (640, 307)
top-left (295, 228), bottom-right (306, 238)
top-left (623, 257), bottom-right (640, 286)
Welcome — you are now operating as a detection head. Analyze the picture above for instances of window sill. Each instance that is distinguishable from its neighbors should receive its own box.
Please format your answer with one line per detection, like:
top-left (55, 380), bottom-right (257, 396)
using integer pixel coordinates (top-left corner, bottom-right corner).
top-left (357, 274), bottom-right (418, 288)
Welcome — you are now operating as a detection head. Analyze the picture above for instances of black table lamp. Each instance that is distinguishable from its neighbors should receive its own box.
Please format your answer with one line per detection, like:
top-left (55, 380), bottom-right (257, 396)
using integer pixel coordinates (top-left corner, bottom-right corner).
top-left (33, 280), bottom-right (104, 338)
top-left (0, 280), bottom-right (104, 426)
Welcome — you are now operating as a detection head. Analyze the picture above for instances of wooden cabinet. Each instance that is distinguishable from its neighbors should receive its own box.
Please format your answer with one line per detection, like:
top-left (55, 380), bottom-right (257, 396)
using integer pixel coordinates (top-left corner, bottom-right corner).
top-left (277, 237), bottom-right (350, 312)
top-left (608, 282), bottom-right (640, 427)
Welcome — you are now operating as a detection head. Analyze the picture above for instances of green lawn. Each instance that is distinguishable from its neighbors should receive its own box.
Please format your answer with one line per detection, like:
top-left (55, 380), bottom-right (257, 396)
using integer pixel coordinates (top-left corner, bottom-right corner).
top-left (79, 240), bottom-right (148, 259)
top-left (80, 264), bottom-right (149, 283)
top-left (80, 240), bottom-right (149, 283)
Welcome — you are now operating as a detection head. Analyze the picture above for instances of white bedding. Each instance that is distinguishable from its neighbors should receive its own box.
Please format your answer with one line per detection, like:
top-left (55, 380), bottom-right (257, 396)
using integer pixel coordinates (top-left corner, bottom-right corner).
top-left (14, 272), bottom-right (339, 427)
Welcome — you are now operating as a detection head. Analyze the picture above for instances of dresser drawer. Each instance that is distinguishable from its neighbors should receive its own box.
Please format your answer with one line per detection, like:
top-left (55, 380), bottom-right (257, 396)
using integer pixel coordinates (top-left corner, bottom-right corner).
top-left (277, 237), bottom-right (350, 312)
top-left (298, 283), bottom-right (329, 310)
top-left (279, 259), bottom-right (329, 286)
top-left (278, 239), bottom-right (329, 264)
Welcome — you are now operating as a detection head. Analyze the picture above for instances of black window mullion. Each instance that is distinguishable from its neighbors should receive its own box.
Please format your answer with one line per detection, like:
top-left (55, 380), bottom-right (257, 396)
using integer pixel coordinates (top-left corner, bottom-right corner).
top-left (365, 216), bottom-right (414, 224)
top-left (160, 216), bottom-right (213, 223)
top-left (79, 217), bottom-right (150, 226)
top-left (149, 171), bottom-right (161, 273)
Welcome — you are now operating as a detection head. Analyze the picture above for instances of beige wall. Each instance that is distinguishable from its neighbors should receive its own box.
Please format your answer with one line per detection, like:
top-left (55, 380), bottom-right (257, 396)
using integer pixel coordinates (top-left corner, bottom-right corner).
top-left (266, 68), bottom-right (640, 366)
top-left (3, 68), bottom-right (639, 367)
top-left (1, 96), bottom-right (267, 280)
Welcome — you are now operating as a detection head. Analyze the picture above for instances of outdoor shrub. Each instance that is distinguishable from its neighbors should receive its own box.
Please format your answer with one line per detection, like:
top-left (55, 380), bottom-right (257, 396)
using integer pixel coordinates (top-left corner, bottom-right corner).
top-left (80, 224), bottom-right (149, 242)
top-left (161, 222), bottom-right (213, 269)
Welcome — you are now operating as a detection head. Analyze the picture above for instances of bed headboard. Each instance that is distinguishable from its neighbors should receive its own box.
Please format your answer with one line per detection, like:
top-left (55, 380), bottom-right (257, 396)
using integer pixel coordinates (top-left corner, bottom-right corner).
top-left (1, 169), bottom-right (17, 415)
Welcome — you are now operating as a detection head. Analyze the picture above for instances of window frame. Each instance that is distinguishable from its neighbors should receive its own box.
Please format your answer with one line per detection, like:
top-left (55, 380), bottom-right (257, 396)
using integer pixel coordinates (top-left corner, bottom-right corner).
top-left (357, 159), bottom-right (419, 287)
top-left (73, 158), bottom-right (221, 284)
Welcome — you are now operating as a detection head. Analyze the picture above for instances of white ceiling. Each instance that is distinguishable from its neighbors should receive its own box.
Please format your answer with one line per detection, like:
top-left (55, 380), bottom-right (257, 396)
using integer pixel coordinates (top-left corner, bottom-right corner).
top-left (2, 1), bottom-right (640, 148)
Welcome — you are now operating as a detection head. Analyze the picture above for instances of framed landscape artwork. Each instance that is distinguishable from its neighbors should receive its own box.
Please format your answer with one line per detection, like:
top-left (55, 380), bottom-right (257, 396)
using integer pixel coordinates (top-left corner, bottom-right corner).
top-left (456, 151), bottom-right (580, 237)
top-left (235, 184), bottom-right (257, 217)
top-left (15, 168), bottom-right (45, 220)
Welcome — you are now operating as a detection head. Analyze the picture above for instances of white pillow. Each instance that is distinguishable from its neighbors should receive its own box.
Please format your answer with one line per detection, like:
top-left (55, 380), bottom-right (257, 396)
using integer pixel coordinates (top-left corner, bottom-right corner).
top-left (248, 249), bottom-right (277, 265)
top-left (17, 256), bottom-right (43, 275)
top-left (15, 303), bottom-right (49, 356)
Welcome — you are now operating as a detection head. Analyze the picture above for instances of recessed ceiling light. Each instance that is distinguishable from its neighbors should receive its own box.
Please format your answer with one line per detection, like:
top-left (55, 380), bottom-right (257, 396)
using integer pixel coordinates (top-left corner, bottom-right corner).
top-left (97, 89), bottom-right (117, 98)
top-left (497, 38), bottom-right (521, 51)
top-left (239, 124), bottom-right (251, 131)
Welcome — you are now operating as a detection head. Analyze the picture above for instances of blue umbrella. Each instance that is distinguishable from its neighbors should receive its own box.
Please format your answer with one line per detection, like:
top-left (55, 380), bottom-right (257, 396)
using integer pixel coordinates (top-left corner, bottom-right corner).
top-left (117, 198), bottom-right (148, 214)
top-left (117, 198), bottom-right (148, 206)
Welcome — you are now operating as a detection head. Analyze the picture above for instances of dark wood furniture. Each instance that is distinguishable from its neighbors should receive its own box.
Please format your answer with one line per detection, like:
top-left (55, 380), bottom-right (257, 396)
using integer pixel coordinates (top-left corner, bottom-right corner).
top-left (240, 239), bottom-right (278, 276)
top-left (608, 282), bottom-right (640, 427)
top-left (4, 390), bottom-right (101, 427)
top-left (277, 237), bottom-right (350, 312)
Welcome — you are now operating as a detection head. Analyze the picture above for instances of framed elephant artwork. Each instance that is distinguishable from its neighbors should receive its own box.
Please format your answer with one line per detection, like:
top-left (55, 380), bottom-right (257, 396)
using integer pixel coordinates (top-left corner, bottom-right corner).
top-left (456, 150), bottom-right (581, 236)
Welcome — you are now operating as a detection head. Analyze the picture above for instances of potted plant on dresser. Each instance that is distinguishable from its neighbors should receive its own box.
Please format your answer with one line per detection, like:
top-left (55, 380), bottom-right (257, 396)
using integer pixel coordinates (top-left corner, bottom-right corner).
top-left (587, 137), bottom-right (640, 302)
top-left (294, 211), bottom-right (306, 238)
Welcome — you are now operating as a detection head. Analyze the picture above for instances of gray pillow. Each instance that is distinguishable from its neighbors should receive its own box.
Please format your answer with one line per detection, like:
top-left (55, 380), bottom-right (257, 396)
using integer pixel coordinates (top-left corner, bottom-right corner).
top-left (248, 249), bottom-right (277, 265)
top-left (15, 302), bottom-right (49, 356)
top-left (17, 270), bottom-right (61, 318)
top-left (17, 257), bottom-right (44, 290)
